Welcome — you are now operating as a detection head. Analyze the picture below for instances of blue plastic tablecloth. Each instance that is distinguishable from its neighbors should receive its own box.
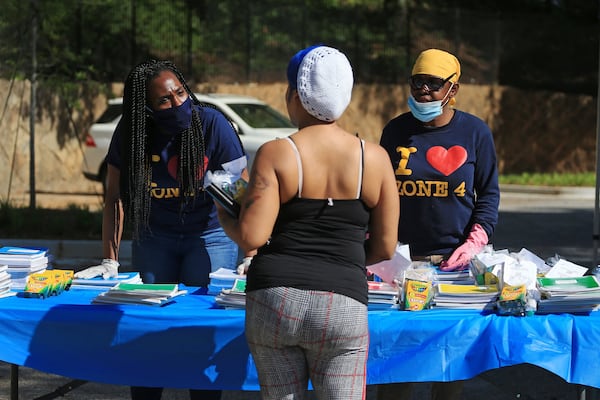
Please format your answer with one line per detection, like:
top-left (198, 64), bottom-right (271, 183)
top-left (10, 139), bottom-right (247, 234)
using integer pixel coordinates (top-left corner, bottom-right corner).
top-left (0, 287), bottom-right (599, 390)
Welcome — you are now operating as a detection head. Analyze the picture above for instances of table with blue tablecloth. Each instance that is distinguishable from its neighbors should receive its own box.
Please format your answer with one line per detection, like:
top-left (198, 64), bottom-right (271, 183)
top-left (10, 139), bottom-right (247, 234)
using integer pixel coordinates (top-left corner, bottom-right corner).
top-left (0, 287), bottom-right (599, 391)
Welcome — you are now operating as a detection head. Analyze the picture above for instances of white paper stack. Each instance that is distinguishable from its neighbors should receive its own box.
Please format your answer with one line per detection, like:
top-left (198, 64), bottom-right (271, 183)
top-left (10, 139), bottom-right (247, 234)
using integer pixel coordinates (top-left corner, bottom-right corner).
top-left (367, 281), bottom-right (399, 309)
top-left (0, 246), bottom-right (49, 290)
top-left (434, 268), bottom-right (472, 284)
top-left (69, 271), bottom-right (142, 290)
top-left (0, 265), bottom-right (14, 298)
top-left (208, 267), bottom-right (245, 295)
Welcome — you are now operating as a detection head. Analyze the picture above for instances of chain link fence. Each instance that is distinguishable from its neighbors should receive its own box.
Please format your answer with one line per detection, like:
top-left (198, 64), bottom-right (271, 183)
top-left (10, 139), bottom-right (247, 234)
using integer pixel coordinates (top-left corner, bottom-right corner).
top-left (0, 1), bottom-right (597, 94)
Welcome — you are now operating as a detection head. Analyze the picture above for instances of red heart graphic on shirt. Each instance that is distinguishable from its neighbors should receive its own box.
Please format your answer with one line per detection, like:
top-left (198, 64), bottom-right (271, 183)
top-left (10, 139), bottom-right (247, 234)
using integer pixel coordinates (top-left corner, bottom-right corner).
top-left (167, 155), bottom-right (209, 180)
top-left (426, 146), bottom-right (467, 176)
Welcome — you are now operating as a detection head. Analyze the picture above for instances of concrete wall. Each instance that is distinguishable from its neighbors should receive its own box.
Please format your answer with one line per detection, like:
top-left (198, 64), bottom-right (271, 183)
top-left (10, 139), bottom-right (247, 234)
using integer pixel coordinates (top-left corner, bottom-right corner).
top-left (0, 79), bottom-right (595, 204)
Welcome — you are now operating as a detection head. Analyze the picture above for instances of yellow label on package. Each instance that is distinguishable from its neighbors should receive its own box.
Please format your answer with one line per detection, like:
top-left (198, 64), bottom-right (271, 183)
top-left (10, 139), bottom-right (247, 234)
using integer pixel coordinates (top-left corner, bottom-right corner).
top-left (499, 284), bottom-right (526, 302)
top-left (403, 279), bottom-right (432, 311)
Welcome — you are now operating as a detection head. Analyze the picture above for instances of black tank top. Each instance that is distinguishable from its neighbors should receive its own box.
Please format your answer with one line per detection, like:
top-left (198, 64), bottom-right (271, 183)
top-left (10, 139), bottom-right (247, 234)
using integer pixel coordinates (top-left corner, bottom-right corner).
top-left (246, 136), bottom-right (371, 305)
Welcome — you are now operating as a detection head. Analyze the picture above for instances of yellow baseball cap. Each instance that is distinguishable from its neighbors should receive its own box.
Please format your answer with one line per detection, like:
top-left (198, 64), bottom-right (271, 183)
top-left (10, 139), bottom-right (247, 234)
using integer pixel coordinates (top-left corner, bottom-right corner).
top-left (411, 49), bottom-right (461, 83)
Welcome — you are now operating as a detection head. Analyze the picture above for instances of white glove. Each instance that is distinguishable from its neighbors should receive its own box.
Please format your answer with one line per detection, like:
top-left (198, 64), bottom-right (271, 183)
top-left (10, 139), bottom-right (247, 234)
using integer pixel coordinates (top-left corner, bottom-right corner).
top-left (74, 259), bottom-right (119, 279)
top-left (237, 257), bottom-right (252, 275)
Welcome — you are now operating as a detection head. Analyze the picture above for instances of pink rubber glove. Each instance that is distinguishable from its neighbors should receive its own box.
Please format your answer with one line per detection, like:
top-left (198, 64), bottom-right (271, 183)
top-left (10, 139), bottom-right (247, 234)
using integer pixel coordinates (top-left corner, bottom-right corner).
top-left (439, 223), bottom-right (488, 272)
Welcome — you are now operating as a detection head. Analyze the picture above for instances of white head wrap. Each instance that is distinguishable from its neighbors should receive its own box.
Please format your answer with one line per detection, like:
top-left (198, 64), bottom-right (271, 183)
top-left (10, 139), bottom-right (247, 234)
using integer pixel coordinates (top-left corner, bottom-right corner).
top-left (295, 46), bottom-right (353, 122)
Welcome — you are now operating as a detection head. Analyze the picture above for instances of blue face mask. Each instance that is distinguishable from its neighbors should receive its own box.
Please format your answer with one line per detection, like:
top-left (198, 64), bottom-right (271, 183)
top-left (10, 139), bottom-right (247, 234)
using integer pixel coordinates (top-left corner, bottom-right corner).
top-left (149, 96), bottom-right (193, 134)
top-left (407, 83), bottom-right (453, 122)
top-left (407, 95), bottom-right (444, 122)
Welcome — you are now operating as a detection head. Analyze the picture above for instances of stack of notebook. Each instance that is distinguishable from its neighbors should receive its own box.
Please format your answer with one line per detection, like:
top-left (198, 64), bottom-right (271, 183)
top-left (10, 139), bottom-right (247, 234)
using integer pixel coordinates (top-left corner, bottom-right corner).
top-left (0, 246), bottom-right (49, 290)
top-left (92, 283), bottom-right (187, 306)
top-left (0, 265), bottom-right (13, 298)
top-left (208, 267), bottom-right (245, 295)
top-left (434, 283), bottom-right (499, 310)
top-left (70, 271), bottom-right (142, 290)
top-left (536, 276), bottom-right (600, 314)
top-left (368, 281), bottom-right (399, 309)
top-left (214, 279), bottom-right (247, 309)
top-left (434, 267), bottom-right (473, 285)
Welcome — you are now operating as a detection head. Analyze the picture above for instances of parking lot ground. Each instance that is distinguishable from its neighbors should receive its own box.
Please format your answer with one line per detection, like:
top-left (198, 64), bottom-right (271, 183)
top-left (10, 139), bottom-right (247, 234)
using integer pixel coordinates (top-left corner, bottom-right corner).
top-left (0, 362), bottom-right (593, 400)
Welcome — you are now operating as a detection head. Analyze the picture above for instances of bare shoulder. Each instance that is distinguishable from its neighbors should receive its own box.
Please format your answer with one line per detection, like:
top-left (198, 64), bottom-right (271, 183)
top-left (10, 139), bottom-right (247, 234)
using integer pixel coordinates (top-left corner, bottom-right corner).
top-left (360, 140), bottom-right (395, 208)
top-left (363, 140), bottom-right (392, 168)
top-left (257, 136), bottom-right (292, 155)
top-left (252, 137), bottom-right (290, 164)
top-left (253, 136), bottom-right (298, 177)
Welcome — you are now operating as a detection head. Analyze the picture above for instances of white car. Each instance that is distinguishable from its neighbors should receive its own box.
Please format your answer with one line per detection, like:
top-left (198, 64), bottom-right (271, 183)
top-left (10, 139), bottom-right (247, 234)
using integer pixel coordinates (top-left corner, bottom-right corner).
top-left (82, 93), bottom-right (297, 194)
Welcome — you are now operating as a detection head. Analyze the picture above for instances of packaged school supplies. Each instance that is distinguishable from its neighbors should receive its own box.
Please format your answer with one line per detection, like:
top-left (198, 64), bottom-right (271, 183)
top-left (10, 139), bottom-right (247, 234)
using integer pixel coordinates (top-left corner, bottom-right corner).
top-left (403, 279), bottom-right (433, 311)
top-left (204, 168), bottom-right (248, 217)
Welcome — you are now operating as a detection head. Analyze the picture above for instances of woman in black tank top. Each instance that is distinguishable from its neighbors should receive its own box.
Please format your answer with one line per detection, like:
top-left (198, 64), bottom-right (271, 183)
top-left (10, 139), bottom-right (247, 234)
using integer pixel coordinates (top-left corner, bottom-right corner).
top-left (215, 45), bottom-right (399, 400)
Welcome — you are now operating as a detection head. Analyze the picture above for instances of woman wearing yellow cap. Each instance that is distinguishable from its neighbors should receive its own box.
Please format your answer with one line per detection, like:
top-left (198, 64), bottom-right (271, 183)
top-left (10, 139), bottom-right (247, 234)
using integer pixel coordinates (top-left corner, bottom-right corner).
top-left (377, 49), bottom-right (500, 400)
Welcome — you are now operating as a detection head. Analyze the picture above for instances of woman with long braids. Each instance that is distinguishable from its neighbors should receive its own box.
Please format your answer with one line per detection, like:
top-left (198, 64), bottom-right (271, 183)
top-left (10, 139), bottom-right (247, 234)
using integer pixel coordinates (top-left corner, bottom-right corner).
top-left (75, 59), bottom-right (248, 400)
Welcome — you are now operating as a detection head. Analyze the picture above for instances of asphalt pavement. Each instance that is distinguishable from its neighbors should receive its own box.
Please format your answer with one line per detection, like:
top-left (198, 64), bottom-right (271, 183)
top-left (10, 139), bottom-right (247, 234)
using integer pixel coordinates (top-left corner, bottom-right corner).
top-left (0, 362), bottom-right (591, 400)
top-left (0, 185), bottom-right (598, 400)
top-left (495, 185), bottom-right (597, 269)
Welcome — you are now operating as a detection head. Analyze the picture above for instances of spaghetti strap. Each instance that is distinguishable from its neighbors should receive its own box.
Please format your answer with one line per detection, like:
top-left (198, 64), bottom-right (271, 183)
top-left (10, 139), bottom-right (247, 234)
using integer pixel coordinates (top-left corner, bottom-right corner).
top-left (285, 137), bottom-right (303, 198)
top-left (356, 139), bottom-right (365, 199)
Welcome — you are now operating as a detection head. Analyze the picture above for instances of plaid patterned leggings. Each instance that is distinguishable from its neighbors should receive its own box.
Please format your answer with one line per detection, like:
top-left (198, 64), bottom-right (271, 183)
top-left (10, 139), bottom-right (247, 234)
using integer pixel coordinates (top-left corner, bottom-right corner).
top-left (246, 287), bottom-right (369, 400)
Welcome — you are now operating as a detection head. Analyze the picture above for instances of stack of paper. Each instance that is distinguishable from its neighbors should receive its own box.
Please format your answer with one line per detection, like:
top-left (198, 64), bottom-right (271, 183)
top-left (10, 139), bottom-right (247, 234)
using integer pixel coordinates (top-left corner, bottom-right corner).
top-left (0, 246), bottom-right (49, 290)
top-left (367, 281), bottom-right (399, 309)
top-left (434, 283), bottom-right (499, 310)
top-left (214, 279), bottom-right (247, 309)
top-left (208, 267), bottom-right (245, 295)
top-left (92, 283), bottom-right (187, 306)
top-left (537, 276), bottom-right (600, 314)
top-left (0, 265), bottom-right (14, 298)
top-left (70, 271), bottom-right (142, 290)
top-left (435, 268), bottom-right (472, 284)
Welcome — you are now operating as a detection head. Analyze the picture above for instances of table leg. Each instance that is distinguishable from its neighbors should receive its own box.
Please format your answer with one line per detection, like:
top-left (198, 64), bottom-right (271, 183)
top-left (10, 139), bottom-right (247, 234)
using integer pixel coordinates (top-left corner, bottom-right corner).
top-left (33, 379), bottom-right (88, 400)
top-left (580, 385), bottom-right (600, 400)
top-left (10, 364), bottom-right (18, 400)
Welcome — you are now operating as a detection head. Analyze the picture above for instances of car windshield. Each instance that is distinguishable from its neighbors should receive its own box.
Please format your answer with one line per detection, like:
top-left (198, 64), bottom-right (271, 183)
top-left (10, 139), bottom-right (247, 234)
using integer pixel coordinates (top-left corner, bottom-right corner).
top-left (96, 104), bottom-right (123, 123)
top-left (227, 103), bottom-right (294, 129)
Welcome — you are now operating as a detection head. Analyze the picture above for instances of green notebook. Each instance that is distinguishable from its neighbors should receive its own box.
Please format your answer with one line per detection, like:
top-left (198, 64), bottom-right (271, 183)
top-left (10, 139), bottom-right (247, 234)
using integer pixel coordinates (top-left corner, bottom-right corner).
top-left (537, 276), bottom-right (600, 291)
top-left (231, 279), bottom-right (246, 293)
top-left (112, 283), bottom-right (179, 295)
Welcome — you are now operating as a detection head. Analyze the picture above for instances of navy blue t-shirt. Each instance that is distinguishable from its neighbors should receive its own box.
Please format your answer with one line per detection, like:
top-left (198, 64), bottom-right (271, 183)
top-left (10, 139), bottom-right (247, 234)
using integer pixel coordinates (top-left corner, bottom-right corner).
top-left (107, 105), bottom-right (246, 234)
top-left (380, 110), bottom-right (499, 256)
